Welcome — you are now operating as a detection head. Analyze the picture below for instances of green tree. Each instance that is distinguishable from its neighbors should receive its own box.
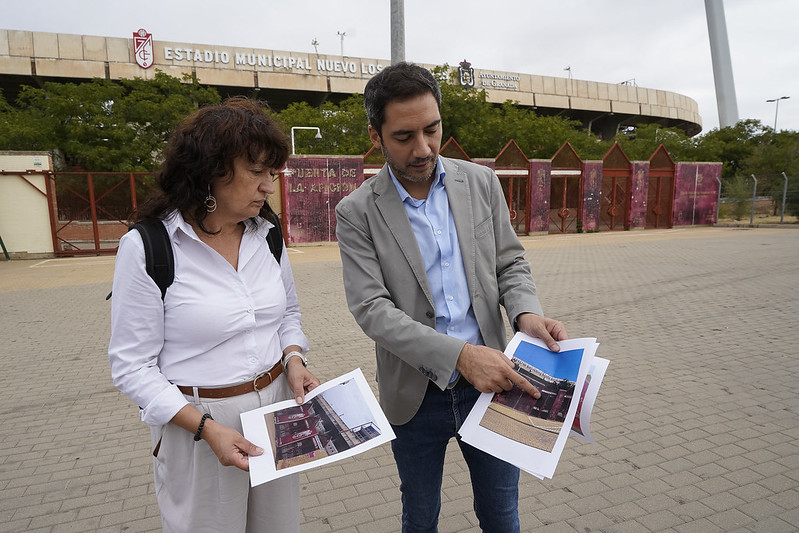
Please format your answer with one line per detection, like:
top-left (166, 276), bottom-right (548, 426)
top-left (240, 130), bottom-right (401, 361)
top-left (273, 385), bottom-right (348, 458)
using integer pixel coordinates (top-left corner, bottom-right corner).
top-left (0, 72), bottom-right (219, 171)
top-left (434, 65), bottom-right (605, 159)
top-left (741, 130), bottom-right (799, 215)
top-left (612, 123), bottom-right (697, 162)
top-left (114, 72), bottom-right (220, 170)
top-left (435, 66), bottom-right (503, 156)
top-left (15, 78), bottom-right (131, 170)
top-left (526, 111), bottom-right (606, 159)
top-left (692, 119), bottom-right (768, 180)
top-left (275, 95), bottom-right (370, 155)
top-left (0, 89), bottom-right (12, 113)
top-left (0, 84), bottom-right (61, 153)
top-left (690, 119), bottom-right (799, 218)
top-left (720, 174), bottom-right (754, 221)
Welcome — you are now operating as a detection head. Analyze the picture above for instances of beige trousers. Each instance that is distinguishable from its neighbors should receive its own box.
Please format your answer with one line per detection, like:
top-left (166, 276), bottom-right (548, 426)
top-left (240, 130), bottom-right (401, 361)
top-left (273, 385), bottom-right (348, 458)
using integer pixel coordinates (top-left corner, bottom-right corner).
top-left (151, 375), bottom-right (300, 533)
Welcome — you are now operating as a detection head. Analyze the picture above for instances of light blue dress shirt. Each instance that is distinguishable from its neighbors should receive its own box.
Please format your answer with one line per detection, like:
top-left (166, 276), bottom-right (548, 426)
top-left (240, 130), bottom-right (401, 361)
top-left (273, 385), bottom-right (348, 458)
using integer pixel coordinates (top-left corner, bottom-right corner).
top-left (389, 159), bottom-right (484, 376)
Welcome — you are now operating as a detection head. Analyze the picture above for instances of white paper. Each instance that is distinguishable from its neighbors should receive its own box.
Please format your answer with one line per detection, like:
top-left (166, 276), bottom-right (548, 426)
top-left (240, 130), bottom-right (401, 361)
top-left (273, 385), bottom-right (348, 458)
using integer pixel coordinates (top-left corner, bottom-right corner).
top-left (459, 334), bottom-right (599, 479)
top-left (570, 356), bottom-right (609, 444)
top-left (241, 368), bottom-right (395, 486)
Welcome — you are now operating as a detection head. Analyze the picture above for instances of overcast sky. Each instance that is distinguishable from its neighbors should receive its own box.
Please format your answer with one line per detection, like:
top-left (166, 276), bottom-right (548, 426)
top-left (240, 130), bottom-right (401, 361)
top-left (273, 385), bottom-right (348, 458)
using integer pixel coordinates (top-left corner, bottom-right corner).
top-left (319, 378), bottom-right (376, 429)
top-left (2, 0), bottom-right (797, 134)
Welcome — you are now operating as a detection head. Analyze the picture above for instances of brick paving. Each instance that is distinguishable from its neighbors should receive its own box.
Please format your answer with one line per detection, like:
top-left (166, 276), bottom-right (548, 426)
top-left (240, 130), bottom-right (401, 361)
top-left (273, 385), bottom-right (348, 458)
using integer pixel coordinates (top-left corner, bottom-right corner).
top-left (1, 226), bottom-right (797, 532)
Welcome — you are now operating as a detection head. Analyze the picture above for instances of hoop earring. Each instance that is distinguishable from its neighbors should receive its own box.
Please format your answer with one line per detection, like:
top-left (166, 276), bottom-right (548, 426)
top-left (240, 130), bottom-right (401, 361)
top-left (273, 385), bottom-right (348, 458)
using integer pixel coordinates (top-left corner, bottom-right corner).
top-left (204, 185), bottom-right (217, 213)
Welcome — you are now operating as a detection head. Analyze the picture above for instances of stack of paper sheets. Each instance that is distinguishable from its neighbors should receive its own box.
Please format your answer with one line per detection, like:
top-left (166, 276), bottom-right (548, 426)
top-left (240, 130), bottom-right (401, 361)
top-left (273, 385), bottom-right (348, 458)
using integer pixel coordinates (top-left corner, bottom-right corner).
top-left (459, 333), bottom-right (608, 479)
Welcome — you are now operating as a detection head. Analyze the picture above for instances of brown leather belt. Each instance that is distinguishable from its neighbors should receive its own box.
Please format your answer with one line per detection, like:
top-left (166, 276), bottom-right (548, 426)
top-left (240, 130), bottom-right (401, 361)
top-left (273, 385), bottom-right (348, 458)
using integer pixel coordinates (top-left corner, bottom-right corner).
top-left (177, 361), bottom-right (283, 399)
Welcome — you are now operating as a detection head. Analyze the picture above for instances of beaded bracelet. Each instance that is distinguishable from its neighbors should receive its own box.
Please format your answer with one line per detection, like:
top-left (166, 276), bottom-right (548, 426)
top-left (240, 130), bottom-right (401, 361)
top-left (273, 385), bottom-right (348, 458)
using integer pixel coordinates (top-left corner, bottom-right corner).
top-left (282, 350), bottom-right (307, 371)
top-left (193, 413), bottom-right (213, 442)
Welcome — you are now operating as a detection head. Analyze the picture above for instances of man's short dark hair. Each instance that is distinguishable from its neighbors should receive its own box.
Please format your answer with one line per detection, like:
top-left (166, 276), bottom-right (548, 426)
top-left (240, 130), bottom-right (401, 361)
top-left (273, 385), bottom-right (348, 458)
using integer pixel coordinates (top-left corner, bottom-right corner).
top-left (364, 62), bottom-right (442, 137)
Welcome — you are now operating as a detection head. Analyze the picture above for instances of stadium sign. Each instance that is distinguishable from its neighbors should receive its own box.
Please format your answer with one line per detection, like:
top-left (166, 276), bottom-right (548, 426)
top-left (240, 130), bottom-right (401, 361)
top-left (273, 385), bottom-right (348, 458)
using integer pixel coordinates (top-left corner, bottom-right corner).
top-left (143, 29), bottom-right (384, 75)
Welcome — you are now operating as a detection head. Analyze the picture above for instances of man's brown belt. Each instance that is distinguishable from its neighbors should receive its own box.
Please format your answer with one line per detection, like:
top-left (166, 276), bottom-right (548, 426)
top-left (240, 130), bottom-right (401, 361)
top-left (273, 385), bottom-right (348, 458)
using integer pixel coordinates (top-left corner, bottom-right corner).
top-left (177, 361), bottom-right (283, 398)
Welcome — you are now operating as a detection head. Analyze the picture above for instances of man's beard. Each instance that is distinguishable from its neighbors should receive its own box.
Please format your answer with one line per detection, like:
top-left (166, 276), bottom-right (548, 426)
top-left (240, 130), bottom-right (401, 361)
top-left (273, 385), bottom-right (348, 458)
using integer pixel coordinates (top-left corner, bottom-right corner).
top-left (381, 146), bottom-right (435, 183)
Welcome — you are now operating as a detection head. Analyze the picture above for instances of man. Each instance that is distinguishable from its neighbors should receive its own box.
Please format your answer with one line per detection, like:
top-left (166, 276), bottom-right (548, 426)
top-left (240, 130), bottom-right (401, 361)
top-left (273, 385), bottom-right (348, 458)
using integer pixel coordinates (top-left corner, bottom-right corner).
top-left (335, 62), bottom-right (567, 533)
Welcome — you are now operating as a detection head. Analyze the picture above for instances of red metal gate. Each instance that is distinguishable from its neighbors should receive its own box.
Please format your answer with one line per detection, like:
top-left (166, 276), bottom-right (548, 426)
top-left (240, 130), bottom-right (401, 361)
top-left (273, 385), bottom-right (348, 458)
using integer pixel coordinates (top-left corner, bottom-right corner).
top-left (600, 172), bottom-right (630, 231)
top-left (549, 143), bottom-right (584, 234)
top-left (646, 172), bottom-right (674, 228)
top-left (495, 140), bottom-right (530, 235)
top-left (647, 145), bottom-right (675, 229)
top-left (601, 144), bottom-right (631, 231)
top-left (549, 170), bottom-right (581, 233)
top-left (49, 172), bottom-right (156, 256)
top-left (497, 169), bottom-right (529, 234)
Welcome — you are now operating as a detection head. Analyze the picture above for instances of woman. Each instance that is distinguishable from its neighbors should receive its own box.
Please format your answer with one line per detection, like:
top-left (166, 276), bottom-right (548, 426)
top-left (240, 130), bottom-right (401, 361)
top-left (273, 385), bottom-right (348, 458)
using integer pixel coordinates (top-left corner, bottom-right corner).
top-left (108, 97), bottom-right (319, 532)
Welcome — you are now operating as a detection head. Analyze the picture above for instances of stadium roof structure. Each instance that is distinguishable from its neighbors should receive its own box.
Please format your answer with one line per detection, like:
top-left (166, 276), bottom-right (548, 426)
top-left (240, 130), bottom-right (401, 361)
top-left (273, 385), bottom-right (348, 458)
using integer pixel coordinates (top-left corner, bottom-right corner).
top-left (0, 29), bottom-right (703, 139)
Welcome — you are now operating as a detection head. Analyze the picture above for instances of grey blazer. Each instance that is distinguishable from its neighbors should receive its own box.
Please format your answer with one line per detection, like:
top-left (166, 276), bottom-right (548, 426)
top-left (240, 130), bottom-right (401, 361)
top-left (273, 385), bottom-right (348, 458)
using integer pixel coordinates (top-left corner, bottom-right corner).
top-left (335, 156), bottom-right (543, 425)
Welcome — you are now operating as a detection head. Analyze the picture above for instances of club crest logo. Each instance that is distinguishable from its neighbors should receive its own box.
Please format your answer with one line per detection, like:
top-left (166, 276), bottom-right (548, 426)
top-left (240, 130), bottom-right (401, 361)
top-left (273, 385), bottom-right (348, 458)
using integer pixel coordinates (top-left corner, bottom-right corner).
top-left (133, 28), bottom-right (154, 69)
top-left (458, 60), bottom-right (475, 88)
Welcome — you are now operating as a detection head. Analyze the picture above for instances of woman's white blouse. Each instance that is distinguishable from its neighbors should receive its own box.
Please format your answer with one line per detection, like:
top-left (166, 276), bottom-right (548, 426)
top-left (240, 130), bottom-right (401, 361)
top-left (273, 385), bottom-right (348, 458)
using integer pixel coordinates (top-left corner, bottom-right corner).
top-left (108, 212), bottom-right (309, 426)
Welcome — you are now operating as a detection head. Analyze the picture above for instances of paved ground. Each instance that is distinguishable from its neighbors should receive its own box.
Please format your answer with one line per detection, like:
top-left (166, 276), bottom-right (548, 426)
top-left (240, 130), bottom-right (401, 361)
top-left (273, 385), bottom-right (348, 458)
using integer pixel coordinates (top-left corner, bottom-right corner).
top-left (1, 226), bottom-right (797, 533)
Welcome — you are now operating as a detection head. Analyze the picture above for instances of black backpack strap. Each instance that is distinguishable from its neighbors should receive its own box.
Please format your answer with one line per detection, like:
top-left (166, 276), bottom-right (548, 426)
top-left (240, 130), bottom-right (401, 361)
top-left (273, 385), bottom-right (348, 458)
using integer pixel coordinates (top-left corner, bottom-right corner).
top-left (265, 211), bottom-right (284, 264)
top-left (109, 215), bottom-right (275, 301)
top-left (130, 219), bottom-right (174, 300)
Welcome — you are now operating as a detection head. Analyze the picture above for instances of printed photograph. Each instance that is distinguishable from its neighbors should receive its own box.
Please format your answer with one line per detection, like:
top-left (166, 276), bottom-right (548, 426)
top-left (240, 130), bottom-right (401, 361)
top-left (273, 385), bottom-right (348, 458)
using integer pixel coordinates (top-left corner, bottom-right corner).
top-left (264, 379), bottom-right (382, 470)
top-left (571, 374), bottom-right (592, 437)
top-left (479, 341), bottom-right (583, 452)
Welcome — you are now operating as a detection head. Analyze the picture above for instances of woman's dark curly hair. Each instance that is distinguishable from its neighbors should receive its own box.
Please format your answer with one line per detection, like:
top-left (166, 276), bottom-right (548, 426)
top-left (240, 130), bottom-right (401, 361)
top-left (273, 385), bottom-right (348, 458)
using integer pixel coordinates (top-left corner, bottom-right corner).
top-left (135, 97), bottom-right (289, 234)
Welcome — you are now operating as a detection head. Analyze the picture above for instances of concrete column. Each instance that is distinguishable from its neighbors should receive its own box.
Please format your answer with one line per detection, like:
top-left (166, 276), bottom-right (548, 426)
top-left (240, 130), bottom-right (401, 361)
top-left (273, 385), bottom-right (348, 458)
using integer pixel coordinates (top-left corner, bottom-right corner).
top-left (704, 0), bottom-right (739, 128)
top-left (390, 0), bottom-right (405, 64)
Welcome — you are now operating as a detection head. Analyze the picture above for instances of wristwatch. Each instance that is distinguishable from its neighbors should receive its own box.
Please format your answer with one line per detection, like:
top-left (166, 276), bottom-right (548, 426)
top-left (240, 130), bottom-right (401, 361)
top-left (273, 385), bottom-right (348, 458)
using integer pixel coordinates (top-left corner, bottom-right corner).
top-left (282, 350), bottom-right (307, 370)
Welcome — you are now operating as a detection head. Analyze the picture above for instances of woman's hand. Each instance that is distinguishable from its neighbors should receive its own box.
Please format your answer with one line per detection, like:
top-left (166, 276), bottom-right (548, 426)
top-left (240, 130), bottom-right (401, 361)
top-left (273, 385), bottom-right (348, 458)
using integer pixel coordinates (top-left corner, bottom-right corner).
top-left (285, 357), bottom-right (320, 404)
top-left (170, 405), bottom-right (262, 472)
top-left (201, 420), bottom-right (263, 471)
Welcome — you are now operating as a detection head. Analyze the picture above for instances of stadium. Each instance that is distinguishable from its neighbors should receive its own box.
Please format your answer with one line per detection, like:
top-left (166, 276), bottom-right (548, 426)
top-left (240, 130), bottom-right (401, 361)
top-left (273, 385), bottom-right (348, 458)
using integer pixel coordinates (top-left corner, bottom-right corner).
top-left (0, 28), bottom-right (719, 258)
top-left (0, 27), bottom-right (703, 140)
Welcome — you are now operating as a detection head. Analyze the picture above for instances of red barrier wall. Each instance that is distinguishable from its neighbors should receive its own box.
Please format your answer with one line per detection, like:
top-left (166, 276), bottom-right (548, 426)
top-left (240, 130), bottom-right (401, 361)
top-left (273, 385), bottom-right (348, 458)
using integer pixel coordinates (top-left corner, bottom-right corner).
top-left (673, 163), bottom-right (722, 226)
top-left (278, 154), bottom-right (721, 243)
top-left (282, 157), bottom-right (363, 243)
top-left (581, 161), bottom-right (603, 232)
top-left (630, 162), bottom-right (650, 229)
top-left (529, 160), bottom-right (551, 233)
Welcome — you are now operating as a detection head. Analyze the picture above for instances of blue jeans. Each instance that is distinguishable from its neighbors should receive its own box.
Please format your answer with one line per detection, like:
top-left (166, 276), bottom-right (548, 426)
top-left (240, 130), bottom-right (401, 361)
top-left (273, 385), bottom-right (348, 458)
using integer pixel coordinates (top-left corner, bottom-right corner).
top-left (390, 381), bottom-right (521, 533)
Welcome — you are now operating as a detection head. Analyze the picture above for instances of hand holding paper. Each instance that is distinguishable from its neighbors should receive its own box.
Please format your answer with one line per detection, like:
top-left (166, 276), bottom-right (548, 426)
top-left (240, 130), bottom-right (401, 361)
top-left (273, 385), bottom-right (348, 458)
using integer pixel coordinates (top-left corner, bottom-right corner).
top-left (515, 312), bottom-right (569, 352)
top-left (459, 333), bottom-right (604, 479)
top-left (456, 343), bottom-right (541, 397)
top-left (240, 368), bottom-right (395, 486)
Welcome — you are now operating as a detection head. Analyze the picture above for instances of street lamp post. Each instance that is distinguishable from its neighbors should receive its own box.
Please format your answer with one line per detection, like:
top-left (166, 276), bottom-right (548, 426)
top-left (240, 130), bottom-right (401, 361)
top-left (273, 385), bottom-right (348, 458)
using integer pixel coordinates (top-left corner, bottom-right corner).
top-left (766, 96), bottom-right (789, 130)
top-left (563, 66), bottom-right (572, 95)
top-left (290, 127), bottom-right (322, 155)
top-left (336, 31), bottom-right (346, 57)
